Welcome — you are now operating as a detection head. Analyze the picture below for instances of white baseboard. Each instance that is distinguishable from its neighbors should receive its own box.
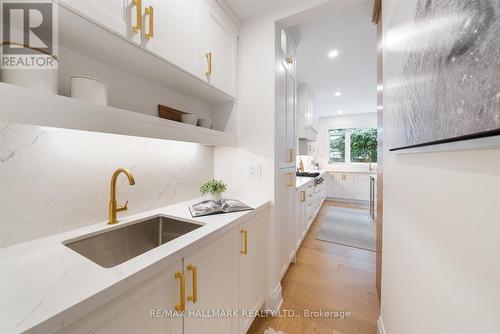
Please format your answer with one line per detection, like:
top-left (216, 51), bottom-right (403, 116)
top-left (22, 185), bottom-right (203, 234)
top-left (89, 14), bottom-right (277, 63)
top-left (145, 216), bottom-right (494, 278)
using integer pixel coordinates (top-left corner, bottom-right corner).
top-left (265, 283), bottom-right (283, 313)
top-left (377, 316), bottom-right (386, 334)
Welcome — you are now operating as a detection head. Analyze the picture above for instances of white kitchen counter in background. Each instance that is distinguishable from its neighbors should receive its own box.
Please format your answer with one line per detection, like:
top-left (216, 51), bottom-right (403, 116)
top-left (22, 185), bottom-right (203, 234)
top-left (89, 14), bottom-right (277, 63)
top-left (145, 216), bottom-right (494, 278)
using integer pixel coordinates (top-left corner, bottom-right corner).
top-left (0, 198), bottom-right (271, 334)
top-left (296, 171), bottom-right (327, 190)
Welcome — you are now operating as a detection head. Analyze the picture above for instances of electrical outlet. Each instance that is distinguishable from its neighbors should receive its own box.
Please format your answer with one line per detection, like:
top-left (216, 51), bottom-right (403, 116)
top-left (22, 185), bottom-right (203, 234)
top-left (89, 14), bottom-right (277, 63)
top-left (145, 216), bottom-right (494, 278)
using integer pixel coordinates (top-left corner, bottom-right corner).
top-left (249, 164), bottom-right (262, 178)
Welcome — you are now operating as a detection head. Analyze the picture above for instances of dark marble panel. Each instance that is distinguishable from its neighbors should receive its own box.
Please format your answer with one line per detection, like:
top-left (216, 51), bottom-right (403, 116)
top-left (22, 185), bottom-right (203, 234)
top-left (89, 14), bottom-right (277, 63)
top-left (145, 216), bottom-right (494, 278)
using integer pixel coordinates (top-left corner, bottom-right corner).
top-left (392, 0), bottom-right (500, 149)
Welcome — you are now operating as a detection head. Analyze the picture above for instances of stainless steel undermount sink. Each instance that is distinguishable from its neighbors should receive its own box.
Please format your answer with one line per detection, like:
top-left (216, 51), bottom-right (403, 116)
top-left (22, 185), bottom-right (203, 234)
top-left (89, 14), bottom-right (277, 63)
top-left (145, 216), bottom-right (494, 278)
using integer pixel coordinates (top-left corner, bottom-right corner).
top-left (64, 216), bottom-right (203, 268)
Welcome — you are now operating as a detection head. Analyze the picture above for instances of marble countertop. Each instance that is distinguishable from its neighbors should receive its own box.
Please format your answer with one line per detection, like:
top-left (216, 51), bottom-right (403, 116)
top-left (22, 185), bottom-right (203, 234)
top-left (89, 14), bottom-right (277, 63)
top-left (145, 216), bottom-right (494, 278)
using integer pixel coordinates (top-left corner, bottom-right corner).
top-left (296, 176), bottom-right (315, 189)
top-left (0, 198), bottom-right (271, 334)
top-left (296, 170), bottom-right (327, 190)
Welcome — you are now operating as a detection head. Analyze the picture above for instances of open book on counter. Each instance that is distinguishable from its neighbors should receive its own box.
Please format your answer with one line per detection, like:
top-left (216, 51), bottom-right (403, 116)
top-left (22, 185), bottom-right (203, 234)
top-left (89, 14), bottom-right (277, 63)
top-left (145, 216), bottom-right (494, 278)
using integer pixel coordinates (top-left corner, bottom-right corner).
top-left (188, 199), bottom-right (253, 217)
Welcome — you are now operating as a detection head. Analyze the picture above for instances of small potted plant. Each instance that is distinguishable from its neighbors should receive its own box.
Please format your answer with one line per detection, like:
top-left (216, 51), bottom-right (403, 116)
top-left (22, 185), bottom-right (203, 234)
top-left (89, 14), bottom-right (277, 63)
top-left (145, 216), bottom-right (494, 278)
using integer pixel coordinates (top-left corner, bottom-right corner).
top-left (200, 179), bottom-right (227, 200)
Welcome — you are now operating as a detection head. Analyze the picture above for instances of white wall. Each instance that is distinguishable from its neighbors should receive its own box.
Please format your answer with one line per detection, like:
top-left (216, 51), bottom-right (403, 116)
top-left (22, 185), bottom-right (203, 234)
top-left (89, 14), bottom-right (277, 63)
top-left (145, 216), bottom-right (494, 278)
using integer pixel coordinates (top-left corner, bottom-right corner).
top-left (0, 123), bottom-right (213, 247)
top-left (380, 1), bottom-right (500, 333)
top-left (316, 112), bottom-right (377, 171)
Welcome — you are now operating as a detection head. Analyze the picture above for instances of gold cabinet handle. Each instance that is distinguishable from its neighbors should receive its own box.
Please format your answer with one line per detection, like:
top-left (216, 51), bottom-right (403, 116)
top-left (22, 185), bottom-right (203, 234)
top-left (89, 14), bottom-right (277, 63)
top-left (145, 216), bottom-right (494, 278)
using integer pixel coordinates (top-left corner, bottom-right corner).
top-left (241, 229), bottom-right (248, 255)
top-left (300, 191), bottom-right (305, 202)
top-left (132, 0), bottom-right (142, 32)
top-left (187, 264), bottom-right (198, 303)
top-left (287, 148), bottom-right (294, 163)
top-left (286, 172), bottom-right (293, 188)
top-left (205, 52), bottom-right (212, 76)
top-left (145, 6), bottom-right (153, 39)
top-left (174, 271), bottom-right (185, 312)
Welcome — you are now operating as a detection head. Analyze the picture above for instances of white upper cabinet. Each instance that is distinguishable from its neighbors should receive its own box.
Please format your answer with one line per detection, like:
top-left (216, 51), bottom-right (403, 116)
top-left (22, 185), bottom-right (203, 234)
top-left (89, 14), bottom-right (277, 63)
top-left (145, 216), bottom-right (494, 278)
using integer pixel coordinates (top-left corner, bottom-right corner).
top-left (58, 0), bottom-right (238, 99)
top-left (143, 0), bottom-right (204, 78)
top-left (60, 0), bottom-right (141, 44)
top-left (277, 29), bottom-right (296, 169)
top-left (297, 84), bottom-right (317, 141)
top-left (203, 1), bottom-right (237, 96)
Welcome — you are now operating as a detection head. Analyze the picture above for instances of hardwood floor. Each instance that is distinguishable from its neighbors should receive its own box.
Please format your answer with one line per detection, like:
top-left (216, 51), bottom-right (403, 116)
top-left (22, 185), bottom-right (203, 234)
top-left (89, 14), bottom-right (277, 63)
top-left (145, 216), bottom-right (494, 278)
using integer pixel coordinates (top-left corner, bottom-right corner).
top-left (247, 200), bottom-right (380, 334)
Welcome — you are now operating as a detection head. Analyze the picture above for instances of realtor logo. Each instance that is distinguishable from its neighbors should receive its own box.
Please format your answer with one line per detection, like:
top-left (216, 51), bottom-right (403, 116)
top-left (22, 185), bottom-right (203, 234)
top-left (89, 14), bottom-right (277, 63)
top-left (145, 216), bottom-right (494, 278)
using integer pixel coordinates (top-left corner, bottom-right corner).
top-left (1, 0), bottom-right (58, 69)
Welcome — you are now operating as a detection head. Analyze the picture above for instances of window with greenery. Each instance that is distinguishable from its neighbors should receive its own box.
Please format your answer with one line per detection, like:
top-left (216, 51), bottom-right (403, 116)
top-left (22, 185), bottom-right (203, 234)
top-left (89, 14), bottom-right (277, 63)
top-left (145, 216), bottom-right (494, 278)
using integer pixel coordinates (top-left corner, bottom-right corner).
top-left (329, 128), bottom-right (377, 163)
top-left (329, 129), bottom-right (345, 162)
top-left (350, 128), bottom-right (377, 162)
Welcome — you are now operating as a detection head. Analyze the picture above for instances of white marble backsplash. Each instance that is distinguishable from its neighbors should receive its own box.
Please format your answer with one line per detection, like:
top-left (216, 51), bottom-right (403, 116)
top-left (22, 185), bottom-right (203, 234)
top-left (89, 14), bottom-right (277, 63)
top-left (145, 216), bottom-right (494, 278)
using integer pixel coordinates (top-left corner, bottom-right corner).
top-left (0, 123), bottom-right (214, 247)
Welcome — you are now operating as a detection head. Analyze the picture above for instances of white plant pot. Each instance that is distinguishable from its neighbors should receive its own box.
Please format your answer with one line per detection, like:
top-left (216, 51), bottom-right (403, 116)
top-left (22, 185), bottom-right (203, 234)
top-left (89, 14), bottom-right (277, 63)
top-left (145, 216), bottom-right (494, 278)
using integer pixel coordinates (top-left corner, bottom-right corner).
top-left (204, 193), bottom-right (222, 201)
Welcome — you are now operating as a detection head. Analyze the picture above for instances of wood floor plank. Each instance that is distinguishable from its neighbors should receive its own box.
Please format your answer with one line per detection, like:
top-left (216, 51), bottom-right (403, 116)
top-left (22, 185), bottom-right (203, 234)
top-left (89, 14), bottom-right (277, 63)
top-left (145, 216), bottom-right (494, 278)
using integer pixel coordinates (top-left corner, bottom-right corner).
top-left (247, 201), bottom-right (379, 334)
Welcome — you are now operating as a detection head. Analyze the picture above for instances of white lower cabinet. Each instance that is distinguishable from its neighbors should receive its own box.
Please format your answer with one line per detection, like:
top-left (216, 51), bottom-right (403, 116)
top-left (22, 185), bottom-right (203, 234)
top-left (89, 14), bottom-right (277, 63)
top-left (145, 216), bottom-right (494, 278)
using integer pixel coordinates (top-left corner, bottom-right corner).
top-left (58, 260), bottom-right (183, 334)
top-left (60, 209), bottom-right (269, 334)
top-left (238, 210), bottom-right (267, 334)
top-left (332, 173), bottom-right (354, 199)
top-left (353, 175), bottom-right (370, 201)
top-left (293, 179), bottom-right (325, 257)
top-left (328, 172), bottom-right (370, 201)
top-left (184, 230), bottom-right (238, 334)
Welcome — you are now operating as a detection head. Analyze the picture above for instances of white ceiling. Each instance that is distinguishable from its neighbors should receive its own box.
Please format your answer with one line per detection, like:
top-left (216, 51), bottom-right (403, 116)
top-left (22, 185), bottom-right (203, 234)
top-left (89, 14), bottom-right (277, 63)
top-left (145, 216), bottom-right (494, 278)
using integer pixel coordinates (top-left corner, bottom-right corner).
top-left (223, 0), bottom-right (287, 21)
top-left (295, 1), bottom-right (377, 117)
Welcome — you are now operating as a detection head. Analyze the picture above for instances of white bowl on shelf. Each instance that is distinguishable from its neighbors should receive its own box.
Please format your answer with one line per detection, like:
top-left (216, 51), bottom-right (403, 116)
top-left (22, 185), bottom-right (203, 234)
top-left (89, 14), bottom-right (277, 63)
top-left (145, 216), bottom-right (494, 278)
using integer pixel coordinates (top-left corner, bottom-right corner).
top-left (70, 75), bottom-right (108, 106)
top-left (181, 114), bottom-right (198, 126)
top-left (197, 118), bottom-right (212, 129)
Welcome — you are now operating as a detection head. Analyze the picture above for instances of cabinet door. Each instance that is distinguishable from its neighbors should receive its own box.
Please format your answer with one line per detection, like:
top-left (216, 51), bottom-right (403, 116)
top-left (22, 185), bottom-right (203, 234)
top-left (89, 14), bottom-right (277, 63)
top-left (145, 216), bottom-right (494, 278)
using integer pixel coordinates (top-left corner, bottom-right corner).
top-left (343, 174), bottom-right (355, 199)
top-left (276, 167), bottom-right (295, 278)
top-left (296, 85), bottom-right (306, 139)
top-left (203, 1), bottom-right (237, 96)
top-left (238, 210), bottom-right (268, 334)
top-left (276, 59), bottom-right (288, 169)
top-left (285, 169), bottom-right (295, 264)
top-left (294, 190), bottom-right (302, 251)
top-left (300, 196), bottom-right (308, 238)
top-left (286, 69), bottom-right (296, 168)
top-left (277, 60), bottom-right (296, 168)
top-left (332, 173), bottom-right (344, 198)
top-left (60, 0), bottom-right (141, 44)
top-left (184, 231), bottom-right (238, 334)
top-left (58, 261), bottom-right (183, 334)
top-left (326, 173), bottom-right (335, 197)
top-left (296, 189), bottom-right (307, 245)
top-left (353, 175), bottom-right (370, 201)
top-left (144, 0), bottom-right (203, 78)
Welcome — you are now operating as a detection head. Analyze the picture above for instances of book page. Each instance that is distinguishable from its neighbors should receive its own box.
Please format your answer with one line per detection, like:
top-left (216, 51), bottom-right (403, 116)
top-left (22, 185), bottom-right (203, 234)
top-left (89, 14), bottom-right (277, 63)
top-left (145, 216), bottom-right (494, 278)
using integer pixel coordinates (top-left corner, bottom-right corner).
top-left (191, 200), bottom-right (223, 216)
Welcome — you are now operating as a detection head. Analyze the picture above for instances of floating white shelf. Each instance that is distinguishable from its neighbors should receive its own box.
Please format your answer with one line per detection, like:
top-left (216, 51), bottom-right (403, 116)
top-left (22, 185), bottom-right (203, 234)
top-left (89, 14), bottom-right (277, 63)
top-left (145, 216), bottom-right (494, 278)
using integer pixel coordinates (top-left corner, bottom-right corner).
top-left (0, 83), bottom-right (237, 147)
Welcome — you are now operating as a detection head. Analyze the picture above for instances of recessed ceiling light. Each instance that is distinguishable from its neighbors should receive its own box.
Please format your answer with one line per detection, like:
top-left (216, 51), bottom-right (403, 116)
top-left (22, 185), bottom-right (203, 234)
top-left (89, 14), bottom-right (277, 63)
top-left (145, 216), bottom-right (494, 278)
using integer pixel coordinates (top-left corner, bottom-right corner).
top-left (328, 50), bottom-right (339, 58)
top-left (337, 110), bottom-right (344, 114)
top-left (377, 84), bottom-right (383, 92)
top-left (334, 91), bottom-right (341, 97)
top-left (377, 105), bottom-right (383, 110)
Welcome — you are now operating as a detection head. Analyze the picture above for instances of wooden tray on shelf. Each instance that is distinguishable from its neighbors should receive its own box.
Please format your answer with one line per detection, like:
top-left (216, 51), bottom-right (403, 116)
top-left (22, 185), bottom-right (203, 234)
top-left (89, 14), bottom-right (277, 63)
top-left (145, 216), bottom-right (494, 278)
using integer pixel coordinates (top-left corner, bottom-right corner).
top-left (158, 104), bottom-right (187, 122)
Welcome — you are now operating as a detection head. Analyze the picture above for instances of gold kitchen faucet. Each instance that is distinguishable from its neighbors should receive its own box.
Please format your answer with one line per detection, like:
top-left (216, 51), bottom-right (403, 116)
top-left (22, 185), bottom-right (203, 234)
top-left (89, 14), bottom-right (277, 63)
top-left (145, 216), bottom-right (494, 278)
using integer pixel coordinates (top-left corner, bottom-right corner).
top-left (108, 168), bottom-right (135, 224)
